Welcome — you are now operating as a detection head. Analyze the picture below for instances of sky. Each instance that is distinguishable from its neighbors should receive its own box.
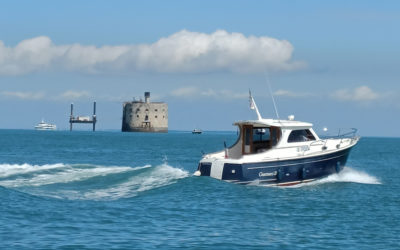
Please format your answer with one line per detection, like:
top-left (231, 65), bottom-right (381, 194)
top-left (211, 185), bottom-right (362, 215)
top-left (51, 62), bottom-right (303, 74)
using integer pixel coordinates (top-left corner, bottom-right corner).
top-left (0, 0), bottom-right (399, 136)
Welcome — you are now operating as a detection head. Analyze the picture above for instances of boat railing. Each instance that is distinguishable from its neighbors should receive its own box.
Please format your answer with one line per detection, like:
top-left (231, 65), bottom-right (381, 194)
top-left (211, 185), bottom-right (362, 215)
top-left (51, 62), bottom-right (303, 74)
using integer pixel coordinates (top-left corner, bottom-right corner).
top-left (318, 128), bottom-right (358, 140)
top-left (308, 128), bottom-right (358, 151)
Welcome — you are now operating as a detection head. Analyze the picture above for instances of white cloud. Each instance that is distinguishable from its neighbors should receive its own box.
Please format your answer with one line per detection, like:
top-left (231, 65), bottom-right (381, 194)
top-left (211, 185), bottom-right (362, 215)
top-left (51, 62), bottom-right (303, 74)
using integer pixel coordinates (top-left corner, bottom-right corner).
top-left (0, 91), bottom-right (45, 100)
top-left (170, 87), bottom-right (199, 97)
top-left (199, 89), bottom-right (217, 97)
top-left (332, 86), bottom-right (379, 102)
top-left (0, 30), bottom-right (305, 75)
top-left (170, 87), bottom-right (247, 100)
top-left (219, 90), bottom-right (248, 99)
top-left (59, 90), bottom-right (91, 100)
top-left (274, 89), bottom-right (312, 98)
top-left (0, 90), bottom-right (92, 101)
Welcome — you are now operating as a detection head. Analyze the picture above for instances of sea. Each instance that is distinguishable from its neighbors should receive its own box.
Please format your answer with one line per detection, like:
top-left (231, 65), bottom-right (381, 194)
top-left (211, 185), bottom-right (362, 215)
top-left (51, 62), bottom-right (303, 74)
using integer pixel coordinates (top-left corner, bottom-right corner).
top-left (0, 129), bottom-right (399, 249)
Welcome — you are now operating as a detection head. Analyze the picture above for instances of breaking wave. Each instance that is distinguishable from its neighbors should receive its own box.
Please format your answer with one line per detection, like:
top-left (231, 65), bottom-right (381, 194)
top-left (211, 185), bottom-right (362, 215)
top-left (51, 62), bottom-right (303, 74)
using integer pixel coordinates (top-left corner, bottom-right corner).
top-left (287, 167), bottom-right (381, 188)
top-left (0, 163), bottom-right (189, 200)
top-left (315, 167), bottom-right (381, 185)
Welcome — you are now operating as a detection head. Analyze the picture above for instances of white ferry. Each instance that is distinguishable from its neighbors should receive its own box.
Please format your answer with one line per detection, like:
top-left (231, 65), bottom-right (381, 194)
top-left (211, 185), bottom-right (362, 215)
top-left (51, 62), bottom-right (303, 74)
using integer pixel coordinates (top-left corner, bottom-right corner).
top-left (34, 120), bottom-right (57, 130)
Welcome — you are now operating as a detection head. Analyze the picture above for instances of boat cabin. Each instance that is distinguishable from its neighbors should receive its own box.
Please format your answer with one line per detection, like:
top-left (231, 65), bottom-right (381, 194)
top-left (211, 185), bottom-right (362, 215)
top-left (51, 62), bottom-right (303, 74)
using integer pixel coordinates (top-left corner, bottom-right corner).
top-left (227, 119), bottom-right (319, 158)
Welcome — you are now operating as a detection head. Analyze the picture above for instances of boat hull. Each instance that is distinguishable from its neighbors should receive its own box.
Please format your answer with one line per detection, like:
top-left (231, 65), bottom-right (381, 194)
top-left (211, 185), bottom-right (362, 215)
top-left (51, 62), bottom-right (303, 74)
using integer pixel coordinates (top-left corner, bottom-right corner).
top-left (197, 147), bottom-right (353, 186)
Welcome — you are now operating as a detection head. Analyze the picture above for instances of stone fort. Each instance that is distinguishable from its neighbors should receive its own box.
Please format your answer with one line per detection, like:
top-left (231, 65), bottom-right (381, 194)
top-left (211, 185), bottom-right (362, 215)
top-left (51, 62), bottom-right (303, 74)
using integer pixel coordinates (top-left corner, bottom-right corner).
top-left (122, 92), bottom-right (168, 132)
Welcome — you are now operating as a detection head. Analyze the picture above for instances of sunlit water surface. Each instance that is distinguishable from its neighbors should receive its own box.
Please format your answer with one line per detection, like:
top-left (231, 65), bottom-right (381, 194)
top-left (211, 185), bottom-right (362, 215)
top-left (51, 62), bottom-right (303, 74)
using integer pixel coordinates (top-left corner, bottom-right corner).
top-left (0, 130), bottom-right (398, 249)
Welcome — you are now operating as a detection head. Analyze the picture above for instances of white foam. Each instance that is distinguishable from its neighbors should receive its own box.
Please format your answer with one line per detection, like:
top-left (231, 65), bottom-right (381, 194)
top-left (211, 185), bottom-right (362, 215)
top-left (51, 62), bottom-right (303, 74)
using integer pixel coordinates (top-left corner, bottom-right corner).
top-left (0, 163), bottom-right (150, 188)
top-left (0, 162), bottom-right (189, 200)
top-left (0, 163), bottom-right (66, 178)
top-left (80, 163), bottom-right (189, 200)
top-left (286, 167), bottom-right (381, 188)
top-left (316, 167), bottom-right (381, 185)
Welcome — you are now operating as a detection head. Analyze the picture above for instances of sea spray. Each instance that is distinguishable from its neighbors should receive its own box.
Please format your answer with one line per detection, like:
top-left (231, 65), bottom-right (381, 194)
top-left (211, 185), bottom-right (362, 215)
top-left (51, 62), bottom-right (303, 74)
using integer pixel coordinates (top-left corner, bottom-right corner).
top-left (81, 163), bottom-right (189, 200)
top-left (0, 163), bottom-right (66, 178)
top-left (0, 162), bottom-right (189, 200)
top-left (0, 163), bottom-right (138, 188)
top-left (317, 166), bottom-right (381, 185)
top-left (281, 166), bottom-right (381, 188)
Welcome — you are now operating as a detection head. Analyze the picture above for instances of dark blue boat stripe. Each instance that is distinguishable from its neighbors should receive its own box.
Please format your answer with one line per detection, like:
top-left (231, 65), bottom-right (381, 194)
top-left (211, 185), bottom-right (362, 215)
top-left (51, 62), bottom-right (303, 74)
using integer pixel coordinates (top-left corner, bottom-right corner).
top-left (229, 179), bottom-right (316, 186)
top-left (247, 153), bottom-right (346, 170)
top-left (233, 181), bottom-right (253, 184)
top-left (259, 179), bottom-right (277, 182)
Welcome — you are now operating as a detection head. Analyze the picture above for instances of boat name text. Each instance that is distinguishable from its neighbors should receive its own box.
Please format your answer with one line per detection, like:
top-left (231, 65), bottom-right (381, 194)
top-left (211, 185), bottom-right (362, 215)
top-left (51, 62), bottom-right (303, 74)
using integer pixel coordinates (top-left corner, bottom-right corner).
top-left (259, 171), bottom-right (277, 177)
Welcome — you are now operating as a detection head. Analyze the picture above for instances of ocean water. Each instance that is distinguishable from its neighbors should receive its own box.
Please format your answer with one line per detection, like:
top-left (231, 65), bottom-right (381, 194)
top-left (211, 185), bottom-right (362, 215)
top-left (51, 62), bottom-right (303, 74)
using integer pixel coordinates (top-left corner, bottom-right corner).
top-left (0, 130), bottom-right (399, 249)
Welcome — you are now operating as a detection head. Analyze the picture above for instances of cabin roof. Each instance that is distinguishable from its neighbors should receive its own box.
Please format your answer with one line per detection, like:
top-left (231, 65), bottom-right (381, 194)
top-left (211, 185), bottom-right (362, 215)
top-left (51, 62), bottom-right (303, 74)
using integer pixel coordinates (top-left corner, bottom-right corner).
top-left (233, 119), bottom-right (312, 129)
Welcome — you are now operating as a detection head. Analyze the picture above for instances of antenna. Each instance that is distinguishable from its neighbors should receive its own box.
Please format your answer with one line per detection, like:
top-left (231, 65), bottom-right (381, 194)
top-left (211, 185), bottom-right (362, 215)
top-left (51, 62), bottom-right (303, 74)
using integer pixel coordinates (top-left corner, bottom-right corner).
top-left (249, 90), bottom-right (262, 120)
top-left (265, 73), bottom-right (280, 120)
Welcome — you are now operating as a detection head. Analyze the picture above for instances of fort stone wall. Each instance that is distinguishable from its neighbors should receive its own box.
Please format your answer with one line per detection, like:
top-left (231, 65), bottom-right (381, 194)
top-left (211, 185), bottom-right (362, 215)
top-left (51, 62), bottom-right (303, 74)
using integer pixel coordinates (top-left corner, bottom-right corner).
top-left (122, 92), bottom-right (168, 132)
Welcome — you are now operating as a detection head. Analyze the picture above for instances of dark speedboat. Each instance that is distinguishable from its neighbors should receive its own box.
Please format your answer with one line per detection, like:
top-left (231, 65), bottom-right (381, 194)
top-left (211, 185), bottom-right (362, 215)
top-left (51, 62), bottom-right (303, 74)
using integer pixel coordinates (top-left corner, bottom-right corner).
top-left (192, 129), bottom-right (202, 134)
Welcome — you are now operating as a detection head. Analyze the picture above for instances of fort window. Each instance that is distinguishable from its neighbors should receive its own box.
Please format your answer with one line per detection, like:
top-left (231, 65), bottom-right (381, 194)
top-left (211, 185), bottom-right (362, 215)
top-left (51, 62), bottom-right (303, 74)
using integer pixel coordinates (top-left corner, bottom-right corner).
top-left (155, 115), bottom-right (158, 118)
top-left (137, 115), bottom-right (139, 118)
top-left (155, 109), bottom-right (158, 112)
top-left (145, 109), bottom-right (149, 112)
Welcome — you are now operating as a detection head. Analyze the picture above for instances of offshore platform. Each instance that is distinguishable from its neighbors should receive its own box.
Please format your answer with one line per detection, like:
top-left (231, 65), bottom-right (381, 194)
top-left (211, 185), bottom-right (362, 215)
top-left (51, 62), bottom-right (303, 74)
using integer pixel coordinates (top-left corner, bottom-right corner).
top-left (122, 92), bottom-right (168, 132)
top-left (69, 102), bottom-right (97, 131)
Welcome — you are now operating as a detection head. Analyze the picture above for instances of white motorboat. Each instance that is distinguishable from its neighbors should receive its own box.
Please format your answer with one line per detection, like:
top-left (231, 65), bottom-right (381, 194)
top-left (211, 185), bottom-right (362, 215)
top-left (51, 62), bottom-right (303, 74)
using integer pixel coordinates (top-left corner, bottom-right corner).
top-left (194, 92), bottom-right (359, 186)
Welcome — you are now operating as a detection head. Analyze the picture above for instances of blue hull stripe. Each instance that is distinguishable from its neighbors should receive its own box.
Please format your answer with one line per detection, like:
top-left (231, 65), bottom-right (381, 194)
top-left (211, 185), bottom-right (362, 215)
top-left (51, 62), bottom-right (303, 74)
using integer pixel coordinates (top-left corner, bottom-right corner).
top-left (198, 146), bottom-right (354, 185)
top-left (247, 152), bottom-right (348, 170)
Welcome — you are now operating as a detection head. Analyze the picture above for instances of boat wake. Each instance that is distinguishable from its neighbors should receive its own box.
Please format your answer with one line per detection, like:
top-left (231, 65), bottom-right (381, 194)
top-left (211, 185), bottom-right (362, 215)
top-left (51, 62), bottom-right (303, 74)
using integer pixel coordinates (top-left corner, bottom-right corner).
top-left (287, 167), bottom-right (381, 188)
top-left (0, 162), bottom-right (189, 200)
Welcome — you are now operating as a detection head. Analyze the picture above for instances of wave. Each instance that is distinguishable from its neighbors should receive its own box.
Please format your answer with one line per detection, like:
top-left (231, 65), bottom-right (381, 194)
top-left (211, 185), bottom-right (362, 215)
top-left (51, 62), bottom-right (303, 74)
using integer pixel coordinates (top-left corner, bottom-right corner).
top-left (0, 163), bottom-right (142, 187)
top-left (0, 163), bottom-right (189, 200)
top-left (0, 163), bottom-right (67, 178)
top-left (285, 167), bottom-right (381, 188)
top-left (79, 164), bottom-right (189, 200)
top-left (316, 167), bottom-right (381, 185)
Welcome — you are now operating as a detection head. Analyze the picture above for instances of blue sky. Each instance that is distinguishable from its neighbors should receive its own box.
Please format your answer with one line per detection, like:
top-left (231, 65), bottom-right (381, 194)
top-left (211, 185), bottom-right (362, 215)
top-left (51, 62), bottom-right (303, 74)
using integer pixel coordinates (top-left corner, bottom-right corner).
top-left (0, 1), bottom-right (399, 136)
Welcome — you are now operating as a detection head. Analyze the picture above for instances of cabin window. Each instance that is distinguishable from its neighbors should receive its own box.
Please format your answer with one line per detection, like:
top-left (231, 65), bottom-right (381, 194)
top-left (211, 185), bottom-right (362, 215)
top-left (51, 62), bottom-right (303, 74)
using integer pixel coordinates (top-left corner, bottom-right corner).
top-left (252, 128), bottom-right (270, 143)
top-left (270, 127), bottom-right (281, 147)
top-left (288, 129), bottom-right (316, 143)
top-left (252, 127), bottom-right (271, 153)
top-left (245, 128), bottom-right (252, 145)
top-left (242, 126), bottom-right (252, 154)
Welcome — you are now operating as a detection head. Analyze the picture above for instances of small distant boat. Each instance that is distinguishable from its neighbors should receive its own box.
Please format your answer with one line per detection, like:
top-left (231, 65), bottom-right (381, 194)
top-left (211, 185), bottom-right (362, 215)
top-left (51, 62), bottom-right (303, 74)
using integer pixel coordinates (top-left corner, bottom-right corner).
top-left (35, 120), bottom-right (57, 130)
top-left (192, 129), bottom-right (202, 134)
